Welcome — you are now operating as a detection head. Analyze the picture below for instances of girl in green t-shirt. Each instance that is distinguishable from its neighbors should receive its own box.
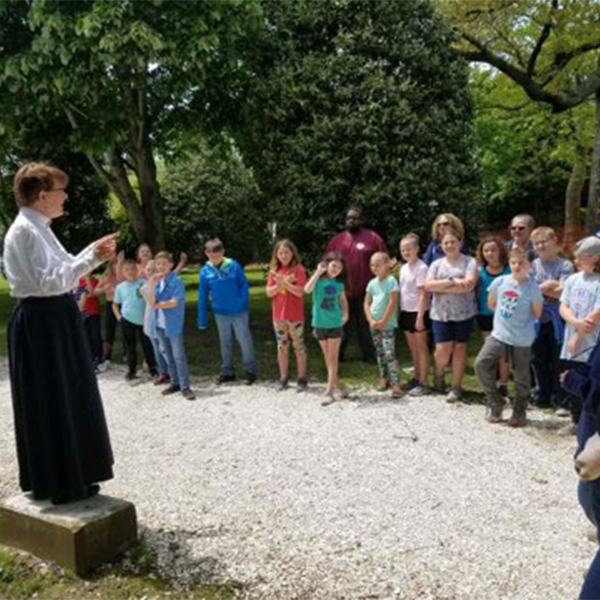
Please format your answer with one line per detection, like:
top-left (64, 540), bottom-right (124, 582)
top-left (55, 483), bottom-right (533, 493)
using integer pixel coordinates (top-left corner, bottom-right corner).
top-left (305, 252), bottom-right (349, 405)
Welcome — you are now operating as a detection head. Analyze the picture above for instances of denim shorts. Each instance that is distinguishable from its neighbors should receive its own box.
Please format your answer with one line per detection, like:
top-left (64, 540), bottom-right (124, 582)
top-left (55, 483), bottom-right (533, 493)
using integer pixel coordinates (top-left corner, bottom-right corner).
top-left (431, 318), bottom-right (474, 344)
top-left (313, 327), bottom-right (343, 340)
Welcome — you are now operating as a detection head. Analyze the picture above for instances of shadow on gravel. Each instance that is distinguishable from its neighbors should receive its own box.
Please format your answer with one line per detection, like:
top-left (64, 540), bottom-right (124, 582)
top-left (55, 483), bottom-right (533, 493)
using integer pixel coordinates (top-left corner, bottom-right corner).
top-left (141, 525), bottom-right (243, 591)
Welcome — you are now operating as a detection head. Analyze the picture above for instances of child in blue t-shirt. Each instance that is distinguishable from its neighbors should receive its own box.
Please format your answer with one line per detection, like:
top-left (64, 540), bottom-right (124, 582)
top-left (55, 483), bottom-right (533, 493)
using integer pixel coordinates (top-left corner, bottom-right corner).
top-left (364, 252), bottom-right (402, 399)
top-left (113, 259), bottom-right (157, 381)
top-left (304, 252), bottom-right (348, 405)
top-left (475, 248), bottom-right (543, 427)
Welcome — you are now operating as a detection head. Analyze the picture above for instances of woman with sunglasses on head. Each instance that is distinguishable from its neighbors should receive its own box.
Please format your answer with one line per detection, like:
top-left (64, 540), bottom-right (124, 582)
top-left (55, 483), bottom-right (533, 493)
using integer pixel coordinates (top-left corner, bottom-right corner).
top-left (422, 214), bottom-right (470, 266)
top-left (504, 214), bottom-right (536, 262)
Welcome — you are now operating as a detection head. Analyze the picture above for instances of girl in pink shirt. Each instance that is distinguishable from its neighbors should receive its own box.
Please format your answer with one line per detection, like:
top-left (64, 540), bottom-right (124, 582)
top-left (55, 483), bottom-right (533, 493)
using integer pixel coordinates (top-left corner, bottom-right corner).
top-left (266, 239), bottom-right (308, 391)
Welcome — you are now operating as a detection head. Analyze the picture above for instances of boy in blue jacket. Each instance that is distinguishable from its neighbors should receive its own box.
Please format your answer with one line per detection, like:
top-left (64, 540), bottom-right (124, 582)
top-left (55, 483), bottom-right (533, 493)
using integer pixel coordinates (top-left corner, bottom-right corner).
top-left (198, 238), bottom-right (258, 384)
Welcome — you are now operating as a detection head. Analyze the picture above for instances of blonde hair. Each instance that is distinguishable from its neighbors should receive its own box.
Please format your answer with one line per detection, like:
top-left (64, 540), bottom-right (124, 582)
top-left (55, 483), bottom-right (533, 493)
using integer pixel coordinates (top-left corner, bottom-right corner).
top-left (530, 226), bottom-right (557, 242)
top-left (431, 213), bottom-right (464, 241)
top-left (400, 233), bottom-right (420, 248)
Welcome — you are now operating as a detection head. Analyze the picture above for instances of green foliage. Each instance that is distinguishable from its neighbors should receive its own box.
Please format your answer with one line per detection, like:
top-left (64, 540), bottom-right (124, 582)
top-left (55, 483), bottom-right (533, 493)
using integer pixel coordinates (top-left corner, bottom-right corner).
top-left (238, 0), bottom-right (481, 257)
top-left (471, 69), bottom-right (595, 227)
top-left (160, 140), bottom-right (268, 264)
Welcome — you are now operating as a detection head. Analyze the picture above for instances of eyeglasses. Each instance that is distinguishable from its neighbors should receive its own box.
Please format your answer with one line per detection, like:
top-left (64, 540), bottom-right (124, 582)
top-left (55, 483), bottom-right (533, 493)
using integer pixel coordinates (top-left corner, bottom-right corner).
top-left (533, 239), bottom-right (550, 246)
top-left (438, 221), bottom-right (451, 226)
top-left (510, 226), bottom-right (526, 231)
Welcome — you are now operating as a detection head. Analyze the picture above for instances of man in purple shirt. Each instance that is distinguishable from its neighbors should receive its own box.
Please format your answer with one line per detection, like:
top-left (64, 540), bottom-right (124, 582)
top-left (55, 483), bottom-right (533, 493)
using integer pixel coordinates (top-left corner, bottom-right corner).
top-left (325, 207), bottom-right (387, 363)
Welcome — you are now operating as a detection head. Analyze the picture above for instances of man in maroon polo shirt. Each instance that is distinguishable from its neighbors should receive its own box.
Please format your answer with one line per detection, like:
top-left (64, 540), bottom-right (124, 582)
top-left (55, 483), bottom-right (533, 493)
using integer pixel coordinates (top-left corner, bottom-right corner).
top-left (325, 206), bottom-right (387, 363)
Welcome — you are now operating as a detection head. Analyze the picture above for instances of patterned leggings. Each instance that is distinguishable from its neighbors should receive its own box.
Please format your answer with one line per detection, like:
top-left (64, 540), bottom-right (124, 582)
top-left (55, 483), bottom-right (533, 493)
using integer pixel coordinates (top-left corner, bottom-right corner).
top-left (372, 329), bottom-right (400, 386)
top-left (274, 320), bottom-right (306, 354)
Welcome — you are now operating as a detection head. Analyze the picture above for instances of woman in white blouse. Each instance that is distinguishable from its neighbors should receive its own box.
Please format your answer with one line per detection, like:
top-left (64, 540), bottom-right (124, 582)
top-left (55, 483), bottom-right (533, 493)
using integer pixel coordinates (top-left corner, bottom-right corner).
top-left (3, 162), bottom-right (117, 505)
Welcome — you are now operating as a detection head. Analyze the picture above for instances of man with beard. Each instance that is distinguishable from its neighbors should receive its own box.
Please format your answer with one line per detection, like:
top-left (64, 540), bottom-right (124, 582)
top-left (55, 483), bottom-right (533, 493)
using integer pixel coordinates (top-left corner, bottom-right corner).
top-left (325, 207), bottom-right (387, 363)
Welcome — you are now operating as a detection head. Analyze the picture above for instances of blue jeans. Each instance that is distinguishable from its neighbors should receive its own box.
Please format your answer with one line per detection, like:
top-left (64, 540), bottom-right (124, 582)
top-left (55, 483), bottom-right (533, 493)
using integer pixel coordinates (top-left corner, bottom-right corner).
top-left (156, 328), bottom-right (190, 390)
top-left (214, 312), bottom-right (257, 376)
top-left (150, 335), bottom-right (169, 375)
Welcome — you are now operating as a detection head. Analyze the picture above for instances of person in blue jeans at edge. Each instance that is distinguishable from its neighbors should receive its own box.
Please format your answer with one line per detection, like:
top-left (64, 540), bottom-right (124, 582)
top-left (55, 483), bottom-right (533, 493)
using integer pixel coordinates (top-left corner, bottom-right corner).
top-left (198, 238), bottom-right (258, 385)
top-left (148, 251), bottom-right (195, 401)
top-left (563, 335), bottom-right (600, 599)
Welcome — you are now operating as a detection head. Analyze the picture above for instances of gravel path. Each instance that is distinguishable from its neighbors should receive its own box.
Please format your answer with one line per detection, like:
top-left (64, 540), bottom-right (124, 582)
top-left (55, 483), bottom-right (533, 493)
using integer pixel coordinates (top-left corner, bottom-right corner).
top-left (0, 360), bottom-right (594, 599)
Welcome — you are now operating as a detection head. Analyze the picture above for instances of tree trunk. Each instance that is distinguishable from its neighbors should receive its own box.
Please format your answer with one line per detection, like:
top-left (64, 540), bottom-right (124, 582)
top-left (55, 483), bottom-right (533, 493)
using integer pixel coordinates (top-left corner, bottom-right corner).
top-left (564, 135), bottom-right (586, 249)
top-left (586, 88), bottom-right (600, 234)
top-left (135, 139), bottom-right (165, 252)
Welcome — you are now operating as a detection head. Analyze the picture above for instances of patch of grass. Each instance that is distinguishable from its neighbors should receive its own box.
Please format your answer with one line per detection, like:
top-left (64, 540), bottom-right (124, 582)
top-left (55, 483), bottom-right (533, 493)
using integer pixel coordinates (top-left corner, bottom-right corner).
top-left (0, 267), bottom-right (487, 392)
top-left (0, 540), bottom-right (239, 600)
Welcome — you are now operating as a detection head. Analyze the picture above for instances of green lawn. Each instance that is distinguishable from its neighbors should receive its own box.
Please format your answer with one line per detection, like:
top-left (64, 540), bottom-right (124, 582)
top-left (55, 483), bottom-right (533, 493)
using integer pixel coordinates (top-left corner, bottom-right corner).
top-left (0, 267), bottom-right (486, 396)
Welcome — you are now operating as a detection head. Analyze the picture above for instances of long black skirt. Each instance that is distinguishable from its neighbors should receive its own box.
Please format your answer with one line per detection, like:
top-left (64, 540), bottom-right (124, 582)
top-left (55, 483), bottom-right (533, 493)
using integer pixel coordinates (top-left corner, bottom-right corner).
top-left (7, 294), bottom-right (114, 501)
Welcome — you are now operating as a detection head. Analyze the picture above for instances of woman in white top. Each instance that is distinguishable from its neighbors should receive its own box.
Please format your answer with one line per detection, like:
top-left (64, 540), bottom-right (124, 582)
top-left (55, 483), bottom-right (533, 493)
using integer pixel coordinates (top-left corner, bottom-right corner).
top-left (3, 162), bottom-right (117, 505)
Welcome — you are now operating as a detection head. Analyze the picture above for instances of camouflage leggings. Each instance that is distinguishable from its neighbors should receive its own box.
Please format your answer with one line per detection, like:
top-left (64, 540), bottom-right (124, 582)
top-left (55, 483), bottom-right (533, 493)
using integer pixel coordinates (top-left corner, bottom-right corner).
top-left (371, 329), bottom-right (400, 386)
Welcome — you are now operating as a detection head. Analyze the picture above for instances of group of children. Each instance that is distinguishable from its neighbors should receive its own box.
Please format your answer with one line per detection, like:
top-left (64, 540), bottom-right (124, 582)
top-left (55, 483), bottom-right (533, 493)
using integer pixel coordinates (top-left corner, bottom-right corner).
top-left (74, 220), bottom-right (600, 427)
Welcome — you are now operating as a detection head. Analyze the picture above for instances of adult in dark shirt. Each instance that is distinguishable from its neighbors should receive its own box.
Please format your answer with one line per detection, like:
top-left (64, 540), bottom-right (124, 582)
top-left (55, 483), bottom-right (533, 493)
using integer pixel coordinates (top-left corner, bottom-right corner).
top-left (422, 213), bottom-right (470, 266)
top-left (325, 207), bottom-right (387, 362)
top-left (504, 214), bottom-right (536, 262)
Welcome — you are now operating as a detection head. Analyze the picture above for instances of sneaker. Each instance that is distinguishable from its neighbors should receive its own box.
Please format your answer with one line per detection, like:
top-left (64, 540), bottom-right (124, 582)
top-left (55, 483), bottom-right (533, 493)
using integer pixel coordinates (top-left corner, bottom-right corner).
top-left (321, 392), bottom-right (336, 407)
top-left (97, 360), bottom-right (111, 373)
top-left (216, 373), bottom-right (236, 385)
top-left (408, 384), bottom-right (430, 397)
top-left (497, 384), bottom-right (509, 398)
top-left (277, 378), bottom-right (289, 391)
top-left (558, 423), bottom-right (577, 436)
top-left (125, 372), bottom-right (138, 381)
top-left (446, 387), bottom-right (463, 404)
top-left (486, 403), bottom-right (504, 424)
top-left (507, 412), bottom-right (527, 428)
top-left (182, 388), bottom-right (196, 401)
top-left (162, 384), bottom-right (181, 396)
top-left (296, 378), bottom-right (309, 393)
top-left (555, 407), bottom-right (571, 418)
top-left (244, 372), bottom-right (257, 386)
top-left (402, 377), bottom-right (420, 392)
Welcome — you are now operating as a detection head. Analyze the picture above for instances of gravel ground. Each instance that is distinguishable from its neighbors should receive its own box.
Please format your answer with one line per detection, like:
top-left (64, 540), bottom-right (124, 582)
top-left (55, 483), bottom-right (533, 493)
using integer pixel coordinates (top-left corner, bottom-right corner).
top-left (0, 360), bottom-right (595, 599)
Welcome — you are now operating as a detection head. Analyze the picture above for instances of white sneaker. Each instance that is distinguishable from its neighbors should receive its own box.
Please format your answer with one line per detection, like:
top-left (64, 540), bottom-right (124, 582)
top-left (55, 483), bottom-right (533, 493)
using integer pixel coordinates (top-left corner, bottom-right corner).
top-left (555, 408), bottom-right (571, 418)
top-left (446, 387), bottom-right (463, 403)
top-left (97, 360), bottom-right (111, 373)
top-left (558, 423), bottom-right (577, 436)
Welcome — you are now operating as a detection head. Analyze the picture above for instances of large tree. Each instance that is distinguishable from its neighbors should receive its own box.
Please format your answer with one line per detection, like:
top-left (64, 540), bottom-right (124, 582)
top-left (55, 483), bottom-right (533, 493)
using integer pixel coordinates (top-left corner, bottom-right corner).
top-left (0, 0), bottom-right (261, 250)
top-left (439, 0), bottom-right (600, 232)
top-left (237, 0), bottom-right (482, 256)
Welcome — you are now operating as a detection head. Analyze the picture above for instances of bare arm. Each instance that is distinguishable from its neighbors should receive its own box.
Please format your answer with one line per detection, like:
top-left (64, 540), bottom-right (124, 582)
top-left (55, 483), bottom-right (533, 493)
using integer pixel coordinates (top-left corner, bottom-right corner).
top-left (380, 291), bottom-right (399, 327)
top-left (112, 302), bottom-right (122, 321)
top-left (174, 252), bottom-right (188, 275)
top-left (304, 264), bottom-right (327, 294)
top-left (487, 293), bottom-right (497, 312)
top-left (340, 291), bottom-right (349, 324)
top-left (156, 298), bottom-right (178, 310)
top-left (364, 293), bottom-right (374, 326)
